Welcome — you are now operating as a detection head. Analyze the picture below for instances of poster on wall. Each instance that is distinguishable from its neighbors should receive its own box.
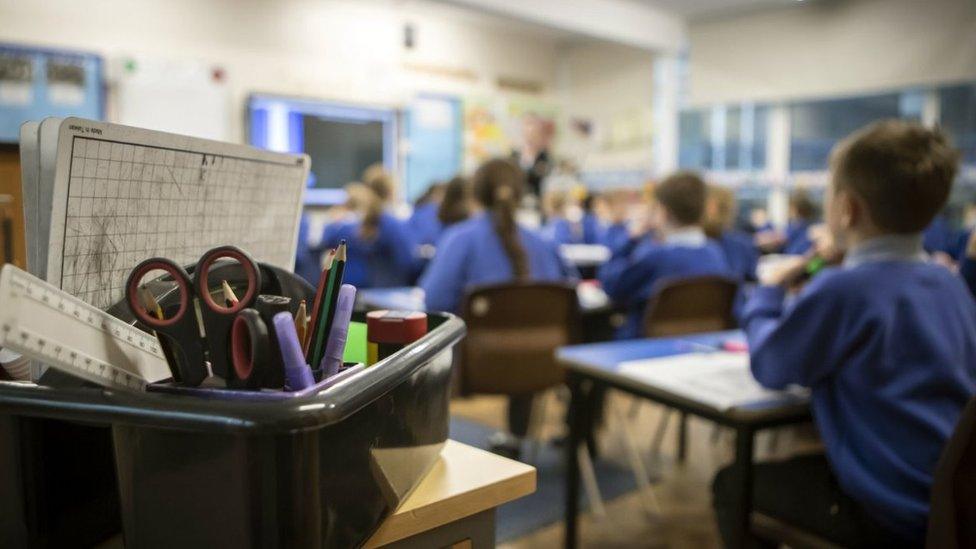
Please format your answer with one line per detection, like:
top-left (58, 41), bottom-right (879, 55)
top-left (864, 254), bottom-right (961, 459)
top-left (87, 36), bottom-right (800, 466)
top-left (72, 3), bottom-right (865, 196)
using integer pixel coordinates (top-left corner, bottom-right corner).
top-left (462, 95), bottom-right (558, 173)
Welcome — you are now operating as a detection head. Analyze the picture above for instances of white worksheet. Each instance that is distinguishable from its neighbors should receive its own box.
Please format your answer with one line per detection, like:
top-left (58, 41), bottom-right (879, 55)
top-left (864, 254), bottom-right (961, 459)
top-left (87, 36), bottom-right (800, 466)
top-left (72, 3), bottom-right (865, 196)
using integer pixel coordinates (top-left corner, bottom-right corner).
top-left (618, 352), bottom-right (809, 411)
top-left (43, 118), bottom-right (309, 309)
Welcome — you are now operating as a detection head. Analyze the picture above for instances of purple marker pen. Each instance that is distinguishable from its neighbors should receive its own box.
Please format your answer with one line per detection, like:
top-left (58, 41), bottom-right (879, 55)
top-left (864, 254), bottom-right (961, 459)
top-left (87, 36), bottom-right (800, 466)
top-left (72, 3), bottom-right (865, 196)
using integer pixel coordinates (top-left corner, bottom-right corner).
top-left (319, 284), bottom-right (357, 379)
top-left (272, 311), bottom-right (315, 391)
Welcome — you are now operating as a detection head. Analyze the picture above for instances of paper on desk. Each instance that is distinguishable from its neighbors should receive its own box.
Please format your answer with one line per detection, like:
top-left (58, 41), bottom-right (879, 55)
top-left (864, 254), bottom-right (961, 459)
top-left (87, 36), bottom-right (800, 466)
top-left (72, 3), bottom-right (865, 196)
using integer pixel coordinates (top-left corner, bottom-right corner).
top-left (618, 352), bottom-right (808, 411)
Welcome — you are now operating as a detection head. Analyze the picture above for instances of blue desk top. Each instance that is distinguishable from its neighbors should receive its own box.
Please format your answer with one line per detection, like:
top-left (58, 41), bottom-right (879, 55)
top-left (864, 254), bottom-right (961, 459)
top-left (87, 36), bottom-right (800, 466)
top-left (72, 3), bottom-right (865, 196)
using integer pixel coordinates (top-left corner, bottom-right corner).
top-left (356, 287), bottom-right (426, 312)
top-left (357, 285), bottom-right (612, 314)
top-left (557, 331), bottom-right (810, 417)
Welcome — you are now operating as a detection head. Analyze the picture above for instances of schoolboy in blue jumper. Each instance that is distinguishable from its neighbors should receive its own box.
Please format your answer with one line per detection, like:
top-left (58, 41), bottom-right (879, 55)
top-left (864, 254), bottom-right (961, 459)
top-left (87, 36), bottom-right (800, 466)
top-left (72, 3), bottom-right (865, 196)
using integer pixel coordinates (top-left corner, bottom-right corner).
top-left (705, 184), bottom-right (759, 281)
top-left (580, 194), bottom-right (606, 245)
top-left (782, 190), bottom-right (818, 255)
top-left (320, 167), bottom-right (419, 288)
top-left (599, 171), bottom-right (731, 340)
top-left (714, 121), bottom-right (976, 547)
top-left (541, 190), bottom-right (585, 247)
top-left (408, 184), bottom-right (444, 247)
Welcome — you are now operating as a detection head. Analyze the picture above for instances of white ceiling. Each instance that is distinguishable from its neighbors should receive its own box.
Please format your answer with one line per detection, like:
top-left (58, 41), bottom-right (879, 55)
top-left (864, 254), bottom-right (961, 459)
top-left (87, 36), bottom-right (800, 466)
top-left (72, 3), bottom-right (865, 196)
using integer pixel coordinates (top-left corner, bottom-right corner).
top-left (632, 0), bottom-right (805, 20)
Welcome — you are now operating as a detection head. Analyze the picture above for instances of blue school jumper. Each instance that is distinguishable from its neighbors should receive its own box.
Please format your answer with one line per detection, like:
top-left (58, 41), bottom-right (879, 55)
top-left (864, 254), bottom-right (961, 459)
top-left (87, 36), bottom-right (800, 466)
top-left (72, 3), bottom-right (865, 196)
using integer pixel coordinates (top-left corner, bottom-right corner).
top-left (419, 213), bottom-right (577, 313)
top-left (783, 220), bottom-right (813, 255)
top-left (716, 230), bottom-right (758, 282)
top-left (293, 215), bottom-right (322, 286)
top-left (926, 217), bottom-right (968, 259)
top-left (542, 217), bottom-right (584, 246)
top-left (581, 213), bottom-right (605, 245)
top-left (602, 222), bottom-right (631, 255)
top-left (742, 235), bottom-right (976, 542)
top-left (320, 212), bottom-right (418, 289)
top-left (409, 202), bottom-right (443, 246)
top-left (598, 228), bottom-right (732, 339)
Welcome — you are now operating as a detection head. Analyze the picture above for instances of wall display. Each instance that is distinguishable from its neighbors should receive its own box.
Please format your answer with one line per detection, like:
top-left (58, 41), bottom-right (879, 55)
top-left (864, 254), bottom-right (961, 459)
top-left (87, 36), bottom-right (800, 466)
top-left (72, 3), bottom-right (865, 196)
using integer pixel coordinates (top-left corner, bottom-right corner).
top-left (0, 44), bottom-right (103, 143)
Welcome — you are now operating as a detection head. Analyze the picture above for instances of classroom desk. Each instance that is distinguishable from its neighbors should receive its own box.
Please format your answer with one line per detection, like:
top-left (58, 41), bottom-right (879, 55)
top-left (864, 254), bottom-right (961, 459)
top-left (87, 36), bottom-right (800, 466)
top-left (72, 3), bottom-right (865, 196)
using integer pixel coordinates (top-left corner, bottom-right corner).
top-left (560, 244), bottom-right (610, 279)
top-left (364, 440), bottom-right (536, 548)
top-left (557, 332), bottom-right (812, 549)
top-left (559, 244), bottom-right (611, 268)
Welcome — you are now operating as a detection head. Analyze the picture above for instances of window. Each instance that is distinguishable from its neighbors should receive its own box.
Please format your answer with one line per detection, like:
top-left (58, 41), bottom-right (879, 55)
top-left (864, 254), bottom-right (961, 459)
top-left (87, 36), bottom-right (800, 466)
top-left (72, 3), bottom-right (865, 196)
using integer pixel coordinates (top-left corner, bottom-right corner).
top-left (939, 83), bottom-right (976, 165)
top-left (789, 93), bottom-right (903, 171)
top-left (678, 109), bottom-right (711, 170)
top-left (723, 104), bottom-right (767, 171)
top-left (724, 106), bottom-right (742, 170)
top-left (679, 105), bottom-right (766, 172)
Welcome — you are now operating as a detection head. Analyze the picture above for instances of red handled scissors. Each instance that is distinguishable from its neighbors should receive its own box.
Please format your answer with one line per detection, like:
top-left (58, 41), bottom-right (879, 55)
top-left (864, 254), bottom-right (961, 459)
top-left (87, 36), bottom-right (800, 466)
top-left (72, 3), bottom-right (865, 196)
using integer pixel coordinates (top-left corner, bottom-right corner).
top-left (125, 245), bottom-right (266, 387)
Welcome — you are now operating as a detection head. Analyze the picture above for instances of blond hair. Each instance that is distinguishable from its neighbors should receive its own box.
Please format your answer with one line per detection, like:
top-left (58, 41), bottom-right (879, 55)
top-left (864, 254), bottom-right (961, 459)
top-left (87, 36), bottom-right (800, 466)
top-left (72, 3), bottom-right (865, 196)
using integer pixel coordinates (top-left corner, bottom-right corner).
top-left (360, 164), bottom-right (395, 240)
top-left (704, 185), bottom-right (736, 238)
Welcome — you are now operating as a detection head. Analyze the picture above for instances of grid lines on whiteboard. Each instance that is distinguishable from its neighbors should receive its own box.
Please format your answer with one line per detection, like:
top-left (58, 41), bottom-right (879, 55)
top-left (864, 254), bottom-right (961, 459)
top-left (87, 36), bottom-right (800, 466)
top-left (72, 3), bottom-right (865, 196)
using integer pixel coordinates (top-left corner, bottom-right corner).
top-left (61, 136), bottom-right (304, 309)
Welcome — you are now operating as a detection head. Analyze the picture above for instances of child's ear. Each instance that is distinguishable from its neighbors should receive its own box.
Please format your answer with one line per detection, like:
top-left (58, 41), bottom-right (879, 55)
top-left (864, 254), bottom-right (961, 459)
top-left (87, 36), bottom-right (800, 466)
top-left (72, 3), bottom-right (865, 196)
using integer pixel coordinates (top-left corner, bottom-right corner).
top-left (838, 189), bottom-right (858, 229)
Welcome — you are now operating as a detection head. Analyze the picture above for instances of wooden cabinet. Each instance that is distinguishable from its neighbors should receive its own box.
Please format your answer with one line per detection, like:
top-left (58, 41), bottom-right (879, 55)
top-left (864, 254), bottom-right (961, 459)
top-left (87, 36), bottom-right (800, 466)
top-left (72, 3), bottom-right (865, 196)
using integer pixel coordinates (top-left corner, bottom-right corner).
top-left (0, 147), bottom-right (25, 268)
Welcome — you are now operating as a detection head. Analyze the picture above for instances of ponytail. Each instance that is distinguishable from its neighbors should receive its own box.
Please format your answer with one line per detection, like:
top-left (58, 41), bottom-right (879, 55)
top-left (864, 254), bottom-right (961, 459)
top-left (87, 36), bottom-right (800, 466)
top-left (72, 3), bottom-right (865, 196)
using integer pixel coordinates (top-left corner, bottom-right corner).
top-left (360, 189), bottom-right (383, 240)
top-left (473, 159), bottom-right (529, 280)
top-left (359, 165), bottom-right (395, 241)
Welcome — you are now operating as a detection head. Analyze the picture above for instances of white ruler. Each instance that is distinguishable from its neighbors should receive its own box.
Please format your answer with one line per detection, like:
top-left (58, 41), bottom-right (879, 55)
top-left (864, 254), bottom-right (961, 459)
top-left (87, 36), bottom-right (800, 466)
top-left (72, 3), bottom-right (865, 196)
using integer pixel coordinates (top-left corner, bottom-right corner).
top-left (0, 264), bottom-right (170, 391)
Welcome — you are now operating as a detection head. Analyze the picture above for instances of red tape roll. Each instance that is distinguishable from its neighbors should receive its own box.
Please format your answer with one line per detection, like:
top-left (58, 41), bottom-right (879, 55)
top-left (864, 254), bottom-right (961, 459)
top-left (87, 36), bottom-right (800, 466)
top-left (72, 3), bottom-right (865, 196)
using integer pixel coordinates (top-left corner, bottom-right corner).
top-left (366, 310), bottom-right (428, 344)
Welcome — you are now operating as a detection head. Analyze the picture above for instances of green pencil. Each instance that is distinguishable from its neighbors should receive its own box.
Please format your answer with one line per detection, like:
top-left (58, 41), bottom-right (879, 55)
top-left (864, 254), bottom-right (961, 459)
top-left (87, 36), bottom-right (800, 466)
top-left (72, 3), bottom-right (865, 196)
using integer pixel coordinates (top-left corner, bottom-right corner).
top-left (310, 241), bottom-right (346, 369)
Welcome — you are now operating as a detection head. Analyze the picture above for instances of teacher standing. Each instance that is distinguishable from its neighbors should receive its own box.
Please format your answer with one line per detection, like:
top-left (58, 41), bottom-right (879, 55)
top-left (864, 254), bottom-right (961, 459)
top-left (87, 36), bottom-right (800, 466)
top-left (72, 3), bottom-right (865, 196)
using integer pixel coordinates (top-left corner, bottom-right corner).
top-left (511, 113), bottom-right (554, 199)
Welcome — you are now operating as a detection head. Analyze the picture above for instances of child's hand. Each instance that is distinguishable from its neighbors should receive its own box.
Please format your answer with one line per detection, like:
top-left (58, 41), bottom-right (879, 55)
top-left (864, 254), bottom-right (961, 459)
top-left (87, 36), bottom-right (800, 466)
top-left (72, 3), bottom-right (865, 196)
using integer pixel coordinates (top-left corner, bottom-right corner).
top-left (755, 230), bottom-right (786, 253)
top-left (759, 255), bottom-right (809, 287)
top-left (810, 225), bottom-right (844, 265)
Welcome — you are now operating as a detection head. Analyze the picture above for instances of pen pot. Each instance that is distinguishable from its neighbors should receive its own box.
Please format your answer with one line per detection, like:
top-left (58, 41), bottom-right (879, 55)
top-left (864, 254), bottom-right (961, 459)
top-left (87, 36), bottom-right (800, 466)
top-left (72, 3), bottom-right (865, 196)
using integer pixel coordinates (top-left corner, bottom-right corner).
top-left (0, 312), bottom-right (465, 549)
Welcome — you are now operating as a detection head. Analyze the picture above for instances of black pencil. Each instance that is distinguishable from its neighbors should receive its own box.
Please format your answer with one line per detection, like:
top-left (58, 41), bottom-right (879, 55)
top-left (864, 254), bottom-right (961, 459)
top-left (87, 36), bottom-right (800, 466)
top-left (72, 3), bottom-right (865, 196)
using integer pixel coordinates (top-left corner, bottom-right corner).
top-left (316, 242), bottom-right (347, 369)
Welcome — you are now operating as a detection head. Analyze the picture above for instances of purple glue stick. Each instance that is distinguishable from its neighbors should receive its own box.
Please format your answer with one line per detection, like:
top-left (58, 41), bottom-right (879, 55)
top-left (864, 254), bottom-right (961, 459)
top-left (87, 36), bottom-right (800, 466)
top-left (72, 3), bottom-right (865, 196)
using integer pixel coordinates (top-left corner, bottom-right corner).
top-left (272, 311), bottom-right (315, 391)
top-left (319, 284), bottom-right (357, 379)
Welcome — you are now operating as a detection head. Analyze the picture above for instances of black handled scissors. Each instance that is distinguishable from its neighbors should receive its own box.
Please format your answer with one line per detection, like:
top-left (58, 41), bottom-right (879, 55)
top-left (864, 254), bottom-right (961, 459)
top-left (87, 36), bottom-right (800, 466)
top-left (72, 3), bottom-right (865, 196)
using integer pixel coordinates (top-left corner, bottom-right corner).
top-left (125, 245), bottom-right (265, 387)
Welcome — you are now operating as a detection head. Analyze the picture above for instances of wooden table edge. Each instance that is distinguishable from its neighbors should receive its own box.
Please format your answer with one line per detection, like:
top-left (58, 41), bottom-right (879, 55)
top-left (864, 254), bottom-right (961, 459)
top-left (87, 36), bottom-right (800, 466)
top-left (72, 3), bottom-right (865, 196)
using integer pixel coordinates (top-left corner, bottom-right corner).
top-left (364, 440), bottom-right (537, 548)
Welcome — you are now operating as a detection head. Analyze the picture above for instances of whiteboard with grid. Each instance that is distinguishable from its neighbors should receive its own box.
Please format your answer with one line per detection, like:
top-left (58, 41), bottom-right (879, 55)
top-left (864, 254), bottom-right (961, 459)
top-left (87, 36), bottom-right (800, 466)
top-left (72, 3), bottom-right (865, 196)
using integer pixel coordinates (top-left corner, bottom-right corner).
top-left (45, 118), bottom-right (309, 309)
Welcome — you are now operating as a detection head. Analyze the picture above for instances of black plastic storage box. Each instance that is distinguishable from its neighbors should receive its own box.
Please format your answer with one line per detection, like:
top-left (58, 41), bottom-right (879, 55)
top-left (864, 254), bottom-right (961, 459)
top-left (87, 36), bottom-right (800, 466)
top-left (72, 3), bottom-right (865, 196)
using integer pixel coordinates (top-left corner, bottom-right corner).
top-left (0, 312), bottom-right (465, 548)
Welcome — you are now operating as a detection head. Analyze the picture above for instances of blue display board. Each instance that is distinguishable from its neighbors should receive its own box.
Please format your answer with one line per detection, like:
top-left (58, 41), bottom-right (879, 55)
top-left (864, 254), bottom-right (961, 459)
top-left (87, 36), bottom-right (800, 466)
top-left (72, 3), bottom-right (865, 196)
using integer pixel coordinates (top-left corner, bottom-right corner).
top-left (404, 95), bottom-right (461, 202)
top-left (0, 44), bottom-right (104, 143)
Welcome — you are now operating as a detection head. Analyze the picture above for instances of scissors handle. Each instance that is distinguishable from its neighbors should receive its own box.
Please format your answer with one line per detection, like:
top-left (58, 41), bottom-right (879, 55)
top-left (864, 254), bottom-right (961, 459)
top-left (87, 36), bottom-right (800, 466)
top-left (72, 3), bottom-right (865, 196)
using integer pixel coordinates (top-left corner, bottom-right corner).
top-left (125, 258), bottom-right (208, 385)
top-left (228, 309), bottom-right (270, 389)
top-left (193, 246), bottom-right (263, 380)
top-left (194, 246), bottom-right (261, 313)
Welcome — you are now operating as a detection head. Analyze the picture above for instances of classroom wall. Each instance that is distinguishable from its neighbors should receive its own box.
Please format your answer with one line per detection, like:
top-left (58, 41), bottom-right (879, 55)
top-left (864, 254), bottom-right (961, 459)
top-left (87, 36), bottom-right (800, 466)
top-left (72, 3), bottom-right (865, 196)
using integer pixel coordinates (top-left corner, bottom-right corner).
top-left (687, 0), bottom-right (976, 106)
top-left (0, 0), bottom-right (563, 142)
top-left (556, 41), bottom-right (656, 184)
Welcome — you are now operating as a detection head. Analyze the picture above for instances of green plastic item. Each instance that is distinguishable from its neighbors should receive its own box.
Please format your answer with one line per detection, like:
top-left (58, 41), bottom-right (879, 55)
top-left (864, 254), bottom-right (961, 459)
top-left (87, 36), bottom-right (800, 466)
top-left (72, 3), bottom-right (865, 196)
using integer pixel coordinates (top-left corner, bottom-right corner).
top-left (806, 256), bottom-right (826, 276)
top-left (342, 321), bottom-right (368, 364)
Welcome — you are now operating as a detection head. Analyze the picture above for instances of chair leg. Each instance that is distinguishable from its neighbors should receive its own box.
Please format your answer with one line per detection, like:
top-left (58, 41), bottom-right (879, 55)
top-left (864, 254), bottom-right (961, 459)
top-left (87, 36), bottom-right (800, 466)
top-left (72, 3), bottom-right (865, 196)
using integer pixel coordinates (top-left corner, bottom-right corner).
top-left (650, 408), bottom-right (672, 461)
top-left (710, 423), bottom-right (723, 445)
top-left (577, 443), bottom-right (606, 518)
top-left (677, 412), bottom-right (688, 462)
top-left (627, 396), bottom-right (642, 418)
top-left (526, 390), bottom-right (550, 465)
top-left (611, 398), bottom-right (661, 516)
top-left (766, 428), bottom-right (780, 456)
